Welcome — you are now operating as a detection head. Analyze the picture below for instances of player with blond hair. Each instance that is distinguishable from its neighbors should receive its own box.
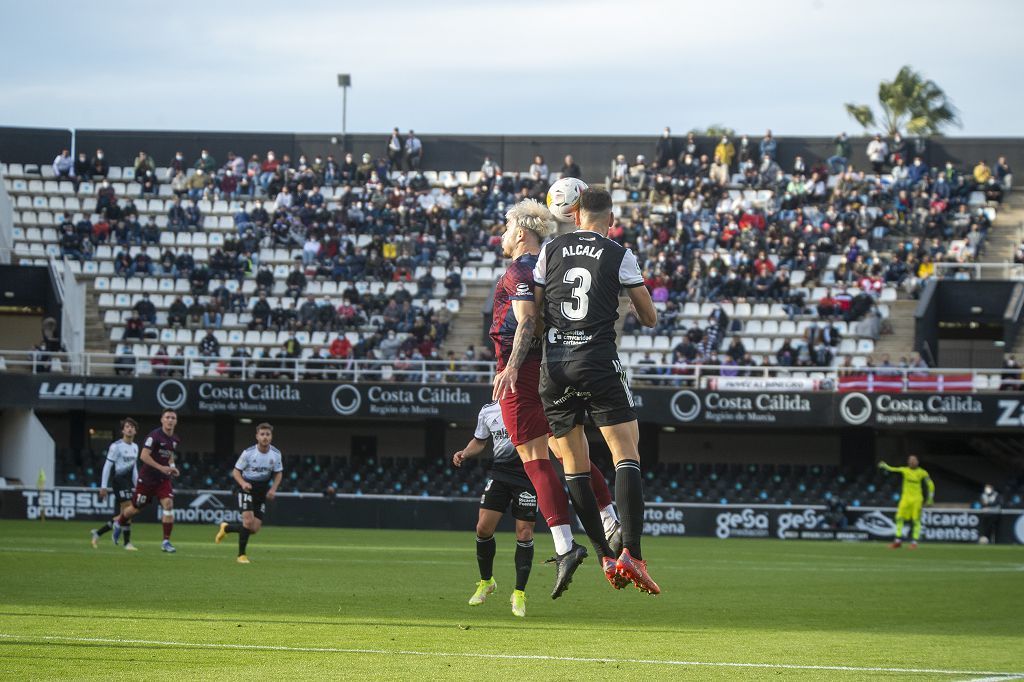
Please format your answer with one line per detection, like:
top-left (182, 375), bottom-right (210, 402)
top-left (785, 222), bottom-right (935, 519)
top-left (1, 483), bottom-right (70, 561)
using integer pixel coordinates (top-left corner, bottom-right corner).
top-left (490, 199), bottom-right (620, 599)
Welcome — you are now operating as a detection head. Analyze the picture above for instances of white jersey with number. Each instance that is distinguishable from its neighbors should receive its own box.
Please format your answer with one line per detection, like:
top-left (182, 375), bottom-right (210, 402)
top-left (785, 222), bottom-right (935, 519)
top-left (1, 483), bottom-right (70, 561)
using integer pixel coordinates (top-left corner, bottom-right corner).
top-left (235, 445), bottom-right (284, 483)
top-left (474, 402), bottom-right (516, 463)
top-left (101, 440), bottom-right (139, 488)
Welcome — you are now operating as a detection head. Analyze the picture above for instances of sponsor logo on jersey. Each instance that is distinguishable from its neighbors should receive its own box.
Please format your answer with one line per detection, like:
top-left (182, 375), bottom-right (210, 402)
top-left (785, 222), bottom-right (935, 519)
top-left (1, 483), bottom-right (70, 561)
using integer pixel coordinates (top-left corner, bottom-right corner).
top-left (514, 282), bottom-right (531, 296)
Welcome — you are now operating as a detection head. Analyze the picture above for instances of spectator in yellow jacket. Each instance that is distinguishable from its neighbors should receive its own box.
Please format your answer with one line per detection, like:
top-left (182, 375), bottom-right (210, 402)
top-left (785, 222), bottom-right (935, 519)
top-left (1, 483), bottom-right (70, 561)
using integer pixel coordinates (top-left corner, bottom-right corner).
top-left (973, 160), bottom-right (992, 187)
top-left (714, 136), bottom-right (736, 169)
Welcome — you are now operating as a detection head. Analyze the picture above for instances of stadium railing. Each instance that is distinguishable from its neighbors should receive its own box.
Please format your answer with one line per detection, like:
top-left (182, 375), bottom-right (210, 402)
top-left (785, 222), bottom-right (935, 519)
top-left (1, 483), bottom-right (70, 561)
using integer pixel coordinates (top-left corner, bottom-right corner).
top-left (0, 349), bottom-right (1018, 391)
top-left (933, 261), bottom-right (1024, 281)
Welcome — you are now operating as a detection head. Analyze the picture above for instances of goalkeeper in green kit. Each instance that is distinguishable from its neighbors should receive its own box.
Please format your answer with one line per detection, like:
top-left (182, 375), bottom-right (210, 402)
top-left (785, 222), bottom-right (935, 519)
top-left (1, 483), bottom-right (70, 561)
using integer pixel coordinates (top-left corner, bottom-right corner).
top-left (878, 454), bottom-right (935, 549)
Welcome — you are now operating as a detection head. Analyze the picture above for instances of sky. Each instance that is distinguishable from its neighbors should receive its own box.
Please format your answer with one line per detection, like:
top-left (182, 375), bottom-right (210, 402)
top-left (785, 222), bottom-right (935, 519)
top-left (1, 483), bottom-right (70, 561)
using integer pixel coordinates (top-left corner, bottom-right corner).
top-left (0, 0), bottom-right (1020, 137)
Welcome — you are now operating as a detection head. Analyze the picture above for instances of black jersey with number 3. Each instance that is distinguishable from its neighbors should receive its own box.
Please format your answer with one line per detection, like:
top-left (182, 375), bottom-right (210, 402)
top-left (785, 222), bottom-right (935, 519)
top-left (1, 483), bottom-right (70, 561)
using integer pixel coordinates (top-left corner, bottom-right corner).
top-left (533, 230), bottom-right (644, 363)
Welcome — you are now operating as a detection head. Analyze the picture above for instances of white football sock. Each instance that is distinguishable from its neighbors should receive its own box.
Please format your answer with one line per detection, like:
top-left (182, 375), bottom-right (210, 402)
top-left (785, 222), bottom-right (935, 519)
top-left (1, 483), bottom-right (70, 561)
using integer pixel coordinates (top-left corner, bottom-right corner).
top-left (600, 504), bottom-right (619, 534)
top-left (550, 524), bottom-right (573, 555)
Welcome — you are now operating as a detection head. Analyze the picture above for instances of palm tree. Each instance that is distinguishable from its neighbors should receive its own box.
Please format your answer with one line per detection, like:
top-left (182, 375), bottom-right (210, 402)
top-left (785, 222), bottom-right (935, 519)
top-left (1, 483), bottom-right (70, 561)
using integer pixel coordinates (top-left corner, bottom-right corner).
top-left (845, 66), bottom-right (961, 137)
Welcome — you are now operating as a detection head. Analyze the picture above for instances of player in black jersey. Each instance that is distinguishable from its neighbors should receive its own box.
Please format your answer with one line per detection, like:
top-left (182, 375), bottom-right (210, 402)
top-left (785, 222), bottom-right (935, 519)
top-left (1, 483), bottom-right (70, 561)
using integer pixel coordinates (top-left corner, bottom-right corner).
top-left (533, 188), bottom-right (661, 594)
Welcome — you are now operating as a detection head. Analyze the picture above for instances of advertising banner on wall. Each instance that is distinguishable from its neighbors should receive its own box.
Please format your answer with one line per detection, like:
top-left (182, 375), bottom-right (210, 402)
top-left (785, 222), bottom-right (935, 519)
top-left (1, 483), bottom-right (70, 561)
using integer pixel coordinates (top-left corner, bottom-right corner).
top-left (1, 374), bottom-right (1022, 430)
top-left (4, 489), bottom-right (1019, 544)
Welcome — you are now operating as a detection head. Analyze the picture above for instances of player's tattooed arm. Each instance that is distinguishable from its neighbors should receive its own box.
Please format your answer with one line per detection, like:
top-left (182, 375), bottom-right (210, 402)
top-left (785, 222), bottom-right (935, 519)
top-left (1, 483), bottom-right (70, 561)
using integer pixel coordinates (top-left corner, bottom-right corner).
top-left (492, 299), bottom-right (537, 400)
top-left (507, 312), bottom-right (536, 371)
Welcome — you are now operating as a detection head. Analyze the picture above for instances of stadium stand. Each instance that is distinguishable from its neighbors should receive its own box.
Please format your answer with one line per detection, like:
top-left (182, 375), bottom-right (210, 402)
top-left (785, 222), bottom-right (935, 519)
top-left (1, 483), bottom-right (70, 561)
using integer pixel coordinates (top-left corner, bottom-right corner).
top-left (1, 133), bottom-right (1009, 380)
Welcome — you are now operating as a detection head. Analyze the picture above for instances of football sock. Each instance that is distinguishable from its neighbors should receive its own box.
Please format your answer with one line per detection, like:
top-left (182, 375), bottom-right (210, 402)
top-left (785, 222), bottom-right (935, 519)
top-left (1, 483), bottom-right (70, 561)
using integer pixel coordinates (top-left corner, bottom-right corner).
top-left (123, 525), bottom-right (131, 544)
top-left (162, 521), bottom-right (173, 541)
top-left (566, 473), bottom-right (614, 558)
top-left (550, 525), bottom-right (573, 556)
top-left (911, 518), bottom-right (921, 541)
top-left (224, 523), bottom-right (243, 534)
top-left (239, 529), bottom-right (250, 556)
top-left (95, 522), bottom-right (113, 537)
top-left (476, 535), bottom-right (496, 581)
top-left (894, 516), bottom-right (905, 539)
top-left (615, 459), bottom-right (644, 560)
top-left (589, 462), bottom-right (613, 509)
top-left (522, 459), bottom-right (573, 553)
top-left (514, 540), bottom-right (534, 591)
top-left (600, 505), bottom-right (619, 535)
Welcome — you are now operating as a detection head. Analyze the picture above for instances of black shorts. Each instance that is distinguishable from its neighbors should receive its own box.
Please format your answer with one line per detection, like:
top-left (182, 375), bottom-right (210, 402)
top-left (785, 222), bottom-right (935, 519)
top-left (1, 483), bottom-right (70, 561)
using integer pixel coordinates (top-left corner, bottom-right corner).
top-left (112, 474), bottom-right (134, 504)
top-left (238, 482), bottom-right (269, 520)
top-left (539, 357), bottom-right (637, 437)
top-left (480, 477), bottom-right (537, 522)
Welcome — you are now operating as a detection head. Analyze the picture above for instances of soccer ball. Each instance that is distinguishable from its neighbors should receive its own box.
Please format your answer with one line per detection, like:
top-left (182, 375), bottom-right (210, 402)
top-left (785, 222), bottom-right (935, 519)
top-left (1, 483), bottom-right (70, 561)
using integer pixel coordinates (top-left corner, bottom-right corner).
top-left (546, 177), bottom-right (588, 223)
top-left (978, 536), bottom-right (989, 545)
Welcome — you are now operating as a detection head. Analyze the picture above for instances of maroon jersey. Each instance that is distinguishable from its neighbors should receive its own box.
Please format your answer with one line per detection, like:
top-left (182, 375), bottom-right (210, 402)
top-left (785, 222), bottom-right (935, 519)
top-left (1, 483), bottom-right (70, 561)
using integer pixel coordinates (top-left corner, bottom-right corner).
top-left (490, 254), bottom-right (542, 371)
top-left (139, 427), bottom-right (180, 485)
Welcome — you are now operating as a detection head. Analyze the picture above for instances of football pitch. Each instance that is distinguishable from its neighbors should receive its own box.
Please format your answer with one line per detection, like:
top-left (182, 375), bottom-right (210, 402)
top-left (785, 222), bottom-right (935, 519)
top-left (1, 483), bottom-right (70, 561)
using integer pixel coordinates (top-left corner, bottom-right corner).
top-left (0, 521), bottom-right (1022, 680)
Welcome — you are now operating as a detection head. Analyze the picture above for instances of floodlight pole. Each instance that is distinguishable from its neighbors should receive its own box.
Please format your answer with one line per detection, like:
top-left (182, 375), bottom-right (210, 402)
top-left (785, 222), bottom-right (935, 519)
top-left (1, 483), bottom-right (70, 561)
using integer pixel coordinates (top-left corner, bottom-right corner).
top-left (337, 73), bottom-right (352, 153)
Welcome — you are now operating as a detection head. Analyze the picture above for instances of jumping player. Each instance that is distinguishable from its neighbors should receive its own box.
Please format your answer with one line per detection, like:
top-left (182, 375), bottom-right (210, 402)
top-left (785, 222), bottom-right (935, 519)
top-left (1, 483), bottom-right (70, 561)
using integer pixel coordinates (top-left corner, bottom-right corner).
top-left (91, 418), bottom-right (139, 550)
top-left (215, 423), bottom-right (283, 564)
top-left (490, 198), bottom-right (619, 599)
top-left (453, 401), bottom-right (535, 617)
top-left (533, 188), bottom-right (661, 594)
top-left (111, 409), bottom-right (181, 553)
top-left (878, 455), bottom-right (935, 549)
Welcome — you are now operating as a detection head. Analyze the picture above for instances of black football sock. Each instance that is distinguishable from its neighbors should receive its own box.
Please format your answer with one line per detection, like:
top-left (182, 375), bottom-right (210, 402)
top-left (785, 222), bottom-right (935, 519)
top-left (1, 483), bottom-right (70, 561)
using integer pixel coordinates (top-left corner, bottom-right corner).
top-left (476, 535), bottom-right (496, 581)
top-left (95, 522), bottom-right (113, 536)
top-left (123, 524), bottom-right (132, 544)
top-left (514, 540), bottom-right (534, 591)
top-left (239, 529), bottom-right (251, 556)
top-left (566, 473), bottom-right (614, 558)
top-left (225, 523), bottom-right (243, 534)
top-left (615, 459), bottom-right (644, 560)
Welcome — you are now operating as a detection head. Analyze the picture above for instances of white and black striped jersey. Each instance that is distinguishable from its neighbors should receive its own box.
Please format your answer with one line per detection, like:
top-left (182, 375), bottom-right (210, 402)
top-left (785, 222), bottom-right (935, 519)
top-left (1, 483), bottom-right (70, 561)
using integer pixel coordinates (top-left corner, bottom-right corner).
top-left (534, 229), bottom-right (644, 362)
top-left (235, 445), bottom-right (284, 483)
top-left (101, 440), bottom-right (139, 488)
top-left (473, 401), bottom-right (528, 485)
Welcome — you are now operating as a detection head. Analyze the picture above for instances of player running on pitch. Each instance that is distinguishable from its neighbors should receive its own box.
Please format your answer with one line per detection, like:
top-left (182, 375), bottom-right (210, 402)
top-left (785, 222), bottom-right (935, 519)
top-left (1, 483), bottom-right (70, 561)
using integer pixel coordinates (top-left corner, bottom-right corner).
top-left (91, 418), bottom-right (139, 550)
top-left (453, 401), bottom-right (536, 617)
top-left (111, 409), bottom-right (181, 553)
top-left (532, 188), bottom-right (661, 594)
top-left (878, 454), bottom-right (935, 549)
top-left (490, 198), bottom-right (620, 599)
top-left (215, 423), bottom-right (283, 563)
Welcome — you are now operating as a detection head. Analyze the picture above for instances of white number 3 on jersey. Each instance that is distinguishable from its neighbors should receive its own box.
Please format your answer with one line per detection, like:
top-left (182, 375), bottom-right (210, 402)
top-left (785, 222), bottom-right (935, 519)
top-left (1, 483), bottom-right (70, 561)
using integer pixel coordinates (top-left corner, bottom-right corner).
top-left (561, 267), bottom-right (592, 321)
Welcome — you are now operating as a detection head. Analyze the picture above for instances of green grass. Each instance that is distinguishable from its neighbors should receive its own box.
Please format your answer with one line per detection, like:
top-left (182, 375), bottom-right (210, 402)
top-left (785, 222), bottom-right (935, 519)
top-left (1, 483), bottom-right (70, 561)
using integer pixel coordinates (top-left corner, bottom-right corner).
top-left (0, 521), bottom-right (1022, 680)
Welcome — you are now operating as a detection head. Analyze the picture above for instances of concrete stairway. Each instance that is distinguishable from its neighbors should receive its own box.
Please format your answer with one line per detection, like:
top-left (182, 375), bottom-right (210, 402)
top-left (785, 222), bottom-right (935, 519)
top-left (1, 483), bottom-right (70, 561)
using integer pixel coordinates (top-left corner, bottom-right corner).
top-left (980, 191), bottom-right (1023, 271)
top-left (84, 283), bottom-right (109, 354)
top-left (445, 281), bottom-right (495, 357)
top-left (873, 299), bottom-right (919, 363)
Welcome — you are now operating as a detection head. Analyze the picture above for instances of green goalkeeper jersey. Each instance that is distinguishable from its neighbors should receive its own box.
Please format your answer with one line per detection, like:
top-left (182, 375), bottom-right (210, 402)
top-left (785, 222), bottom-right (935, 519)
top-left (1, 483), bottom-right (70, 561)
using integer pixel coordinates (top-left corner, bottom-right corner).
top-left (880, 463), bottom-right (935, 502)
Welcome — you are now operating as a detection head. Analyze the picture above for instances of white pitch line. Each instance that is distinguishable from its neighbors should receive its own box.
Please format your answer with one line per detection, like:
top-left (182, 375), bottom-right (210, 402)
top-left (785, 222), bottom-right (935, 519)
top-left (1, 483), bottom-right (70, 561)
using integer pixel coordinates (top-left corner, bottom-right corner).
top-left (0, 633), bottom-right (1021, 678)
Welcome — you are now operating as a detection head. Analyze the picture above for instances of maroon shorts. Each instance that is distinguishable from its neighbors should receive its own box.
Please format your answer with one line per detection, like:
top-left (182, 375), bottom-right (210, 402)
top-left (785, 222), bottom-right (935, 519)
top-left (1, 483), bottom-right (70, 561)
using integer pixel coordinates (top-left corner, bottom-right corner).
top-left (132, 478), bottom-right (173, 508)
top-left (499, 358), bottom-right (551, 447)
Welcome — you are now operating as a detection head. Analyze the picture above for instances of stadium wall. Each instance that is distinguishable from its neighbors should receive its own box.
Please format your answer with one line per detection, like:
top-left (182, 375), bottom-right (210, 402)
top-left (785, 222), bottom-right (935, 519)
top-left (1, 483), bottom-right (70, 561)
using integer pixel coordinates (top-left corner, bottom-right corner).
top-left (0, 409), bottom-right (54, 485)
top-left (3, 486), bottom-right (1021, 544)
top-left (1, 126), bottom-right (1022, 181)
top-left (3, 375), bottom-right (1022, 432)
